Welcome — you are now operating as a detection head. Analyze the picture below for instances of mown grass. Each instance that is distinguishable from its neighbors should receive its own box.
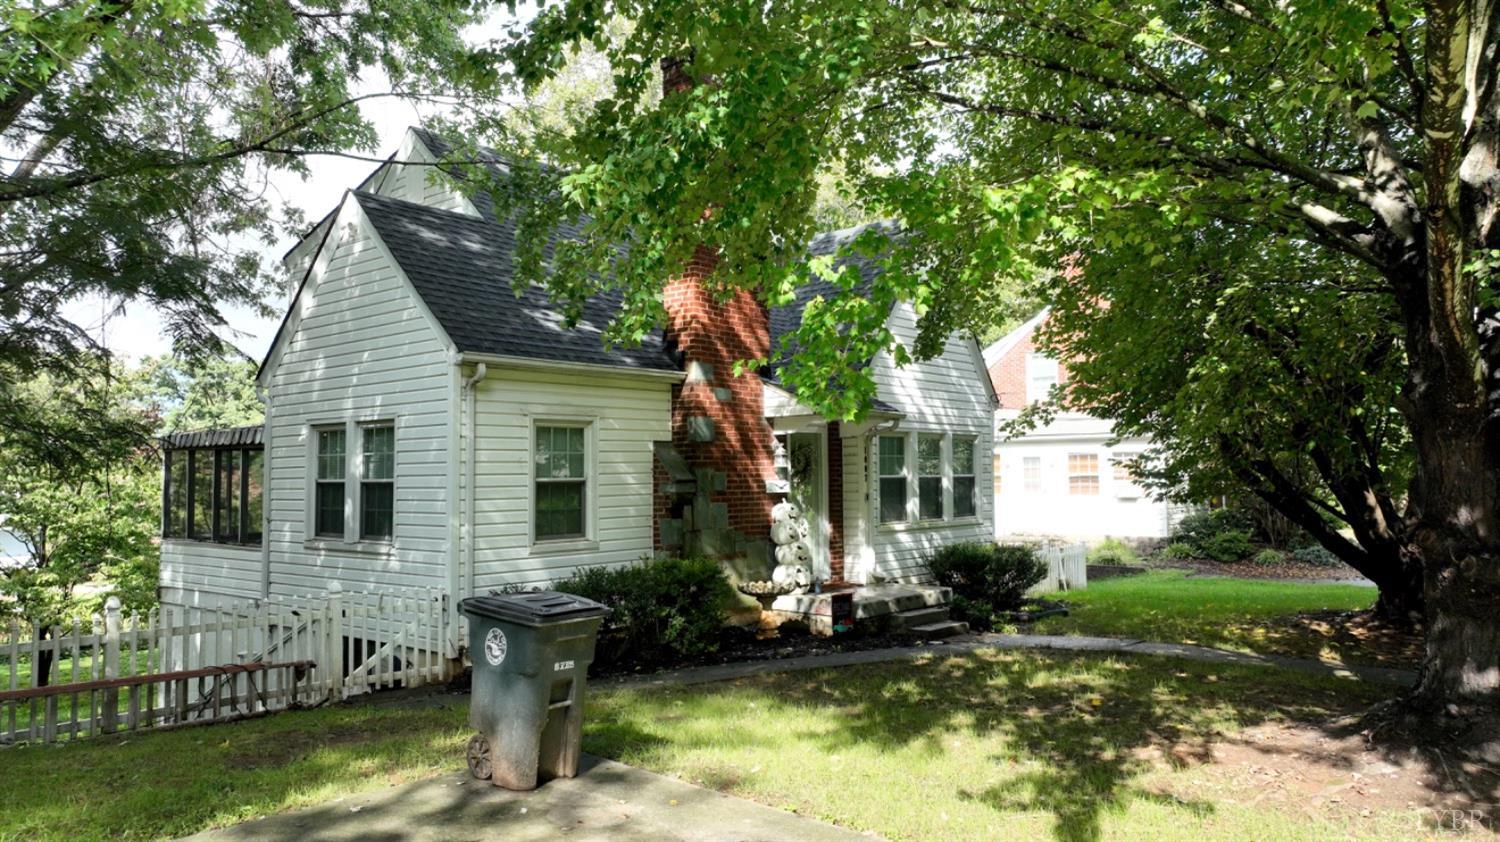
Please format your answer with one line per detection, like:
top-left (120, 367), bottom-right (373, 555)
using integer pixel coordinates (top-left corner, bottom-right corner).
top-left (0, 649), bottom-right (1413, 842)
top-left (1032, 571), bottom-right (1405, 666)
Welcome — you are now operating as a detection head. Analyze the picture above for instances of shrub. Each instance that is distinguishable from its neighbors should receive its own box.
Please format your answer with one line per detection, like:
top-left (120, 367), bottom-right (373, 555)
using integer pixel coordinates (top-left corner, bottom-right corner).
top-left (1087, 537), bottom-right (1141, 565)
top-left (557, 555), bottom-right (733, 667)
top-left (1292, 544), bottom-right (1343, 568)
top-left (1159, 542), bottom-right (1197, 560)
top-left (928, 542), bottom-right (1046, 612)
top-left (1197, 529), bottom-right (1255, 562)
top-left (948, 594), bottom-right (999, 633)
top-left (1171, 508), bottom-right (1254, 547)
top-left (1252, 548), bottom-right (1285, 566)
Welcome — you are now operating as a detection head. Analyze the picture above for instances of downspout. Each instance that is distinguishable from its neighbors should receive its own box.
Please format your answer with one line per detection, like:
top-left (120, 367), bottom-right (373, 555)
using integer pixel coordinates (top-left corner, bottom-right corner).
top-left (461, 363), bottom-right (488, 605)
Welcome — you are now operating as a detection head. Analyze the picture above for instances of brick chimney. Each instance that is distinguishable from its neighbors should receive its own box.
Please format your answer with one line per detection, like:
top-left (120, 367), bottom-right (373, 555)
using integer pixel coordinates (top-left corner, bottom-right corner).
top-left (653, 55), bottom-right (776, 566)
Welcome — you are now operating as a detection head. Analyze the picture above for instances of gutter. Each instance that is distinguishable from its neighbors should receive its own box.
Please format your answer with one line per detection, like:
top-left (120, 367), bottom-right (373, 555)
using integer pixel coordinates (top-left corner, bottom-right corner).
top-left (456, 352), bottom-right (686, 383)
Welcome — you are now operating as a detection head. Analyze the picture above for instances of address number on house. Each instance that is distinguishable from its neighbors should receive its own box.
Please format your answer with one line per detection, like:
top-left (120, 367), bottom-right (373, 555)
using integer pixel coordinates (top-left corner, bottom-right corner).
top-left (553, 660), bottom-right (575, 672)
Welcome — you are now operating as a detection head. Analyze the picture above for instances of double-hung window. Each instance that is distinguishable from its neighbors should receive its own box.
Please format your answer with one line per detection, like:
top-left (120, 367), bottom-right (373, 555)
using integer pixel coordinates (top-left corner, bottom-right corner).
top-left (953, 437), bottom-right (977, 518)
top-left (314, 428), bottom-right (346, 538)
top-left (877, 435), bottom-right (907, 524)
top-left (360, 424), bottom-right (395, 540)
top-left (535, 425), bottom-right (587, 540)
top-left (1068, 452), bottom-right (1100, 496)
top-left (917, 435), bottom-right (944, 520)
top-left (1023, 456), bottom-right (1043, 493)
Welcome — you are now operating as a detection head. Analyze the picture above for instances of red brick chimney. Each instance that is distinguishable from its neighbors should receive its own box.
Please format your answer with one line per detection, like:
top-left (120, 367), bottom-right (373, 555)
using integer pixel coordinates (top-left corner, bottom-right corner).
top-left (655, 55), bottom-right (776, 562)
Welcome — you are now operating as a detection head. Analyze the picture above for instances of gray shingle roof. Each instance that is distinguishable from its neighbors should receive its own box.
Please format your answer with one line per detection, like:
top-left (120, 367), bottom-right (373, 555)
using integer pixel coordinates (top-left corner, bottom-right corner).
top-left (763, 222), bottom-right (900, 416)
top-left (355, 191), bottom-right (680, 372)
top-left (767, 221), bottom-right (896, 350)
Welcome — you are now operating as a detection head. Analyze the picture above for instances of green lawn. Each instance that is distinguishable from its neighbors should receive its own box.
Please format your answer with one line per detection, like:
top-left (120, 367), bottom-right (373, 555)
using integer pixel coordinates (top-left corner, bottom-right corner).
top-left (0, 649), bottom-right (1417, 842)
top-left (1032, 571), bottom-right (1410, 666)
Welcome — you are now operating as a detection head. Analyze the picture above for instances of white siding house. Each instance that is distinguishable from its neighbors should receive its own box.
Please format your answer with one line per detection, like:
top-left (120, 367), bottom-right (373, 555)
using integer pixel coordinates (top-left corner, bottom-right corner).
top-left (158, 127), bottom-right (999, 649)
top-left (985, 310), bottom-right (1177, 541)
top-left (844, 303), bottom-right (996, 582)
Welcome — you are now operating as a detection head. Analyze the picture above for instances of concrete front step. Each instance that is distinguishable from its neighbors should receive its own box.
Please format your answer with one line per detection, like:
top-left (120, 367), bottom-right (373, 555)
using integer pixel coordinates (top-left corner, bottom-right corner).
top-left (908, 620), bottom-right (970, 639)
top-left (888, 606), bottom-right (950, 630)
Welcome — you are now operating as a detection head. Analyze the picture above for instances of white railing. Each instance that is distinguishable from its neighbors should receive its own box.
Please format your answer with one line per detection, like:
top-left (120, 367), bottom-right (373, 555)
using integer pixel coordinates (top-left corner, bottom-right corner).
top-left (1, 584), bottom-right (456, 746)
top-left (1031, 543), bottom-right (1089, 593)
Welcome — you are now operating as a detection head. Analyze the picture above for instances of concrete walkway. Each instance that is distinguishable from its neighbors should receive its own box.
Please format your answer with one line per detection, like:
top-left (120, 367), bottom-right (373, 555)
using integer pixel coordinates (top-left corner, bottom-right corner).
top-left (605, 632), bottom-right (1417, 689)
top-left (184, 755), bottom-right (872, 842)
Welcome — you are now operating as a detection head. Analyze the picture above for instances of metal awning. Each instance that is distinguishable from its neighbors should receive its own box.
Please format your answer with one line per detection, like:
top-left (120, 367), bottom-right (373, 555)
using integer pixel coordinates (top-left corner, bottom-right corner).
top-left (161, 424), bottom-right (264, 450)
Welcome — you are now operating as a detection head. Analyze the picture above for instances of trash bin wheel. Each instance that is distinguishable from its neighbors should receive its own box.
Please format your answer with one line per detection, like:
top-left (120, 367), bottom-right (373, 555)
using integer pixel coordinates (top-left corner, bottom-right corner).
top-left (466, 734), bottom-right (493, 780)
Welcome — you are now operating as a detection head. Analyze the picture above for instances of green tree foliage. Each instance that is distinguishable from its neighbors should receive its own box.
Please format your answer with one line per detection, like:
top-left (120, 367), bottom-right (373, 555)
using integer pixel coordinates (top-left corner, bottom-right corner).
top-left (479, 0), bottom-right (1500, 713)
top-left (137, 352), bottom-right (264, 433)
top-left (0, 362), bottom-right (159, 683)
top-left (0, 0), bottom-right (505, 377)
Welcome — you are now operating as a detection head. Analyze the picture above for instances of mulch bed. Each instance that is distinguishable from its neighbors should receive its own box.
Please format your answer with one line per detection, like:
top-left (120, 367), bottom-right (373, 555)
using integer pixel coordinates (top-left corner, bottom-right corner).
top-left (1152, 558), bottom-right (1362, 582)
top-left (587, 624), bottom-right (935, 680)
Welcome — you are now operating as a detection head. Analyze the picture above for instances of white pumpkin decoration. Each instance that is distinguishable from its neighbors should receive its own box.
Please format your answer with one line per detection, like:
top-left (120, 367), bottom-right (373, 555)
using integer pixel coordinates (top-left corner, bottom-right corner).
top-left (771, 501), bottom-right (803, 524)
top-left (775, 541), bottom-right (814, 567)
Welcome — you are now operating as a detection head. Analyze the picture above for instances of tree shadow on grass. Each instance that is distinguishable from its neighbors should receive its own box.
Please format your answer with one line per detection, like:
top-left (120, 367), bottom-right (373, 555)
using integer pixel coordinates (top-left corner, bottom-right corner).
top-left (716, 650), bottom-right (1408, 842)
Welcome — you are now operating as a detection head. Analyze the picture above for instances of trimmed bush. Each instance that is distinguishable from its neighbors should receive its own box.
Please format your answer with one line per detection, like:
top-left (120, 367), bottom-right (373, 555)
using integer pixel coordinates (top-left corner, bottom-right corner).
top-left (1171, 508), bottom-right (1254, 547)
top-left (948, 594), bottom-right (999, 633)
top-left (928, 542), bottom-right (1046, 616)
top-left (557, 555), bottom-right (733, 667)
top-left (1197, 529), bottom-right (1255, 562)
top-left (1292, 544), bottom-right (1342, 568)
top-left (1159, 542), bottom-right (1197, 560)
top-left (1087, 537), bottom-right (1141, 565)
top-left (1252, 548), bottom-right (1285, 566)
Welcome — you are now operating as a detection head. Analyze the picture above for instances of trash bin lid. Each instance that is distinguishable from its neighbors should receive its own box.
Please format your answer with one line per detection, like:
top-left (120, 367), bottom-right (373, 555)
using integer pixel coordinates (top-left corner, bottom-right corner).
top-left (460, 591), bottom-right (611, 627)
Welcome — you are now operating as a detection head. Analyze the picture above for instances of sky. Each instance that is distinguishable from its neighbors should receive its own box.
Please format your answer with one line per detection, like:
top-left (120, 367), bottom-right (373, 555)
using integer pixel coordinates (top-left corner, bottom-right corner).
top-left (60, 8), bottom-right (539, 366)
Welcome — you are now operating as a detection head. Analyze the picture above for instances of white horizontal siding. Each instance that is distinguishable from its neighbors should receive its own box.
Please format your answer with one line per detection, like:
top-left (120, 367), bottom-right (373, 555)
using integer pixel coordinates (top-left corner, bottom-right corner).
top-left (264, 211), bottom-right (456, 599)
top-left (994, 433), bottom-right (1172, 540)
top-left (159, 542), bottom-right (263, 602)
top-left (467, 367), bottom-right (671, 591)
top-left (861, 303), bottom-right (996, 582)
top-left (367, 130), bottom-right (479, 217)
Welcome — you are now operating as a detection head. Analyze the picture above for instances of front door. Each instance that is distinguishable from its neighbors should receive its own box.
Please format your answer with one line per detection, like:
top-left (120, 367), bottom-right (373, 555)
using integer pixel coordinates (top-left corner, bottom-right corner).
top-left (787, 432), bottom-right (829, 581)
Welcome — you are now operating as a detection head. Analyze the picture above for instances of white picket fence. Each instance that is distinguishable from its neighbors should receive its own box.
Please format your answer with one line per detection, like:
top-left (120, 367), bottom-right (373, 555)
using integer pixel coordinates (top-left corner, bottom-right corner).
top-left (1, 584), bottom-right (456, 746)
top-left (1031, 543), bottom-right (1089, 593)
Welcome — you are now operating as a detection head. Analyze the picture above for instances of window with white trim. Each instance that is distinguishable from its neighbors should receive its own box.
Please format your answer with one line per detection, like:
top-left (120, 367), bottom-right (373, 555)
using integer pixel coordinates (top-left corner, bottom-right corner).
top-left (314, 428), bottom-right (346, 537)
top-left (877, 435), bottom-right (907, 524)
top-left (917, 435), bottom-right (944, 520)
top-left (360, 423), bottom-right (395, 540)
top-left (1023, 456), bottom-right (1042, 493)
top-left (535, 424), bottom-right (587, 540)
top-left (1026, 352), bottom-right (1059, 404)
top-left (953, 437), bottom-right (977, 518)
top-left (1068, 452), bottom-right (1100, 496)
top-left (1111, 451), bottom-right (1142, 498)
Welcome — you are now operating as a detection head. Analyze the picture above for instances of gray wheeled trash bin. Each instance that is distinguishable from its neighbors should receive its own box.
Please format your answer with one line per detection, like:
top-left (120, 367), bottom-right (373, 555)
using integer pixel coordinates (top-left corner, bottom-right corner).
top-left (459, 591), bottom-right (610, 791)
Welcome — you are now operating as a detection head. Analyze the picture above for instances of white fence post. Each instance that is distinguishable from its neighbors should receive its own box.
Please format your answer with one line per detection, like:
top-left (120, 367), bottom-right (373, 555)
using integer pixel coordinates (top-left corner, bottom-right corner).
top-left (102, 597), bottom-right (121, 733)
top-left (325, 582), bottom-right (344, 702)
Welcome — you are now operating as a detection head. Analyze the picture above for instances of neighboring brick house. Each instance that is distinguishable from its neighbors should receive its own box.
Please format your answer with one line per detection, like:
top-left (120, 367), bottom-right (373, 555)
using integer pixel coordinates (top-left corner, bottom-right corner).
top-left (985, 309), bottom-right (1176, 541)
top-left (156, 125), bottom-right (998, 631)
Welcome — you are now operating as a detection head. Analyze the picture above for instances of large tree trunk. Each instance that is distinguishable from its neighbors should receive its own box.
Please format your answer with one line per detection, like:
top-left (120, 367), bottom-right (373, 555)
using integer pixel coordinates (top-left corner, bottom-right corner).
top-left (1392, 250), bottom-right (1500, 706)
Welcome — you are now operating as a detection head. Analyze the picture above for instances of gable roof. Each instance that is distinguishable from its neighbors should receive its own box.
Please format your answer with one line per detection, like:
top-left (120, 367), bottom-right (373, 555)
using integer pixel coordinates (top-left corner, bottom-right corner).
top-left (354, 191), bottom-right (680, 372)
top-left (763, 222), bottom-right (899, 389)
top-left (982, 307), bottom-right (1049, 369)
